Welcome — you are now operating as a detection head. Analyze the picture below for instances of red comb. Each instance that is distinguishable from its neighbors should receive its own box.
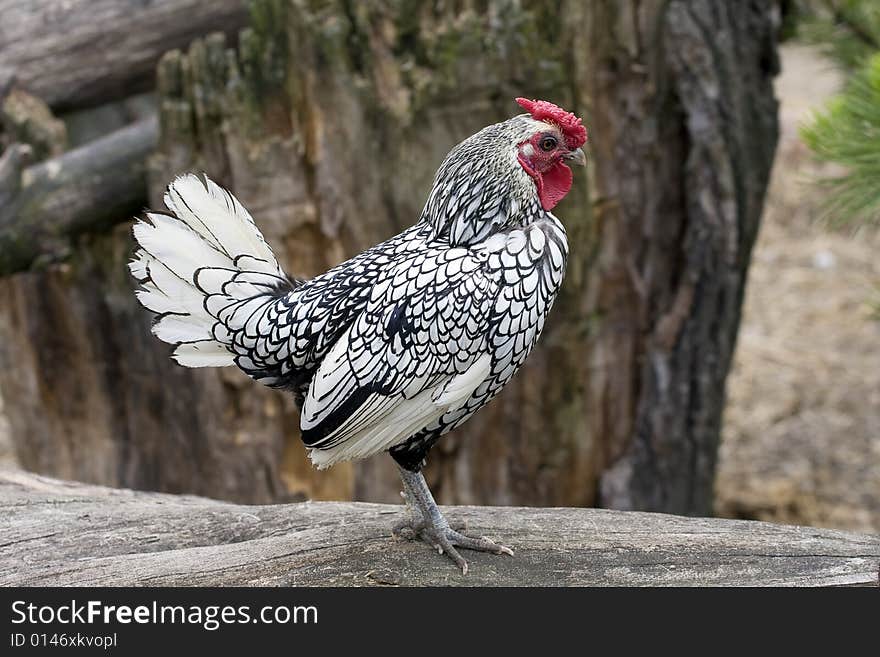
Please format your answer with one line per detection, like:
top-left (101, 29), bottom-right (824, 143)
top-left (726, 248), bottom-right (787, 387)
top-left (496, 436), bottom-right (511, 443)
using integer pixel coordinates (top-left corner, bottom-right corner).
top-left (516, 97), bottom-right (587, 149)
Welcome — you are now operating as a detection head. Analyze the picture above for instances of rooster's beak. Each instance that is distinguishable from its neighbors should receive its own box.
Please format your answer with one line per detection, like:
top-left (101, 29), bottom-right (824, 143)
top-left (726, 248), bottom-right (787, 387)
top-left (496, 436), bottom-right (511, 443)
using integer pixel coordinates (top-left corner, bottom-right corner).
top-left (563, 148), bottom-right (586, 167)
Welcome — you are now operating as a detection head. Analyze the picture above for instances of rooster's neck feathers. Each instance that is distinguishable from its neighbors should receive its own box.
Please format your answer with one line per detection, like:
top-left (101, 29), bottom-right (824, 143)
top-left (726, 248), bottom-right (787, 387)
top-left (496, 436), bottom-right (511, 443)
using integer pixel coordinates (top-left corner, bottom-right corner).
top-left (420, 115), bottom-right (549, 246)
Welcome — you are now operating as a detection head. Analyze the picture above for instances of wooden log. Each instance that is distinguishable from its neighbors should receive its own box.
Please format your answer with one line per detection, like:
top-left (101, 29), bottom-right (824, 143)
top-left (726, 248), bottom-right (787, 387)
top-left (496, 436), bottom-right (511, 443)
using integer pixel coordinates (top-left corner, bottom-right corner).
top-left (0, 0), bottom-right (250, 111)
top-left (0, 115), bottom-right (157, 275)
top-left (1, 469), bottom-right (877, 587)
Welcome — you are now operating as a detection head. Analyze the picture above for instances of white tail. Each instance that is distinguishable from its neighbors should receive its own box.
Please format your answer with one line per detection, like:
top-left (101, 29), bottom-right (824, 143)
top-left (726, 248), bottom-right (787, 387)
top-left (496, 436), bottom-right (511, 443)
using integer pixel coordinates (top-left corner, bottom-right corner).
top-left (130, 174), bottom-right (288, 368)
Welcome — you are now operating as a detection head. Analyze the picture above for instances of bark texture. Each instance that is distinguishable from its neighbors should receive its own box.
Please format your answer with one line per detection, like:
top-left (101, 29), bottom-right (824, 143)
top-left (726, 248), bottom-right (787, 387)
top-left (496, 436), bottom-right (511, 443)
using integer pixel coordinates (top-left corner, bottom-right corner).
top-left (3, 470), bottom-right (877, 587)
top-left (0, 1), bottom-right (779, 513)
top-left (1, 89), bottom-right (67, 160)
top-left (0, 0), bottom-right (250, 111)
top-left (575, 1), bottom-right (780, 514)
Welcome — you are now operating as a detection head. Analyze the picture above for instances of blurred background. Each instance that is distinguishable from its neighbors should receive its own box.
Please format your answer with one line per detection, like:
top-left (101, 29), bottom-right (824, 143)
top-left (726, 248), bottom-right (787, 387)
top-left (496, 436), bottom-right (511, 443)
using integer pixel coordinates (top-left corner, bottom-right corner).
top-left (0, 0), bottom-right (877, 534)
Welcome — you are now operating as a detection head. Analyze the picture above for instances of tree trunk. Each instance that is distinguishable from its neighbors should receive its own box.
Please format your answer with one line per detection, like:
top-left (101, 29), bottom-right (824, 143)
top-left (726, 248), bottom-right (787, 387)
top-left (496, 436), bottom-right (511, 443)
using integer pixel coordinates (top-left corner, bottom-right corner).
top-left (0, 1), bottom-right (779, 512)
top-left (576, 0), bottom-right (779, 514)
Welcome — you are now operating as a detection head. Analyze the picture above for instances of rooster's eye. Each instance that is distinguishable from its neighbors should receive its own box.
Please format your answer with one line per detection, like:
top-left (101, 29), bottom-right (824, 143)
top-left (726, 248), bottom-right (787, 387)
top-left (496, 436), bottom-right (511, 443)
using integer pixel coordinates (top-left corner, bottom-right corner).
top-left (539, 135), bottom-right (558, 152)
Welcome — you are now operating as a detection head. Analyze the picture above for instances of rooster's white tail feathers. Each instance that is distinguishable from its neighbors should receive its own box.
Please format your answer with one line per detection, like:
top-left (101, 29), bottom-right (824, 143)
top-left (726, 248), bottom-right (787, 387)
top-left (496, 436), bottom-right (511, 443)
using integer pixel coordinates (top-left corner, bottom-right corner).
top-left (130, 174), bottom-right (288, 368)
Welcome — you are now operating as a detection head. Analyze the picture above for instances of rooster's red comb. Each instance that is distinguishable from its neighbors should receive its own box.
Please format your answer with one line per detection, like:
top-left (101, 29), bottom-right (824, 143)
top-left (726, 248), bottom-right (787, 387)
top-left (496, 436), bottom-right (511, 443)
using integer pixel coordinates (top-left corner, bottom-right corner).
top-left (516, 97), bottom-right (587, 149)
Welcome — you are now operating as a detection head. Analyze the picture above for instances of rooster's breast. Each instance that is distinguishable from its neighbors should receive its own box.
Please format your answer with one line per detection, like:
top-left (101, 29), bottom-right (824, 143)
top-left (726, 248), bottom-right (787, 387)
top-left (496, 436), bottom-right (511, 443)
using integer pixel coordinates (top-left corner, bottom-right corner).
top-left (390, 216), bottom-right (569, 466)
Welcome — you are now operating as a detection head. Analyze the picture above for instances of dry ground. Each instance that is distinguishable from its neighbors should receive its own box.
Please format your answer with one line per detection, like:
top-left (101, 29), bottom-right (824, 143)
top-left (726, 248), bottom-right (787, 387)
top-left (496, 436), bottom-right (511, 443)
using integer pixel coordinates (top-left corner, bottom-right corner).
top-left (715, 44), bottom-right (880, 532)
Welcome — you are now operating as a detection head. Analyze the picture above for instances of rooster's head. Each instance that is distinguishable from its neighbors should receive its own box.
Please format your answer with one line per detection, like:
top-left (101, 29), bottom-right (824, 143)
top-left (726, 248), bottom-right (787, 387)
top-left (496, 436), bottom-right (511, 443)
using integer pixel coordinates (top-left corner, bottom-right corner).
top-left (513, 97), bottom-right (587, 212)
top-left (424, 97), bottom-right (587, 245)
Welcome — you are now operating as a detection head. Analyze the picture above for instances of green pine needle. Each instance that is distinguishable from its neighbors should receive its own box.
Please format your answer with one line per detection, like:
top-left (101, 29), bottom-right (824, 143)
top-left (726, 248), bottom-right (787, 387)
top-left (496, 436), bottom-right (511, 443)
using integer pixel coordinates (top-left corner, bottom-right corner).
top-left (801, 52), bottom-right (880, 226)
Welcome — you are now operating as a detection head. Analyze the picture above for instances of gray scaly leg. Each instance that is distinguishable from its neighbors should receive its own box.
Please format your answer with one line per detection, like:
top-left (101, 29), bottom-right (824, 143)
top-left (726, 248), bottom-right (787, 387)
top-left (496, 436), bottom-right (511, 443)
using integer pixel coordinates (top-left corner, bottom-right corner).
top-left (392, 465), bottom-right (513, 574)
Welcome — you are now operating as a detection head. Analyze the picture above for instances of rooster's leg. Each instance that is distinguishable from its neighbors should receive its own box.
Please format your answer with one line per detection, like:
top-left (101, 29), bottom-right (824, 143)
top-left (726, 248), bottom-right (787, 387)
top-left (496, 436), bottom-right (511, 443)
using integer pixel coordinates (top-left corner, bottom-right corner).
top-left (392, 465), bottom-right (513, 574)
top-left (391, 470), bottom-right (426, 537)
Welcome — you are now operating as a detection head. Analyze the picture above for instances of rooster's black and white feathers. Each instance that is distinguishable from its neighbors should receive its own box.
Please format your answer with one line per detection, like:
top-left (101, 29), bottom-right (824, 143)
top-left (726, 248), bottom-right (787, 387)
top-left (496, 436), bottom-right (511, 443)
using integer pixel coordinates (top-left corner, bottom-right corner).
top-left (131, 110), bottom-right (573, 470)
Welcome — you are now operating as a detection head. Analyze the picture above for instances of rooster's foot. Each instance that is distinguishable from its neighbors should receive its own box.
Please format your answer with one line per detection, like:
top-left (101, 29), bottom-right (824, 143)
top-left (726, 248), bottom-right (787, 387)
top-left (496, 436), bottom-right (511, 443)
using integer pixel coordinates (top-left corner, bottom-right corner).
top-left (393, 466), bottom-right (514, 574)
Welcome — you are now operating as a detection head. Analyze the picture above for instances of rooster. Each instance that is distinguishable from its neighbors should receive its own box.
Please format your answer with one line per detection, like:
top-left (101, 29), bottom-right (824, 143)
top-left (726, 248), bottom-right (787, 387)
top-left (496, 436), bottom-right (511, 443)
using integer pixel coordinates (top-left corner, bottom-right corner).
top-left (130, 97), bottom-right (587, 573)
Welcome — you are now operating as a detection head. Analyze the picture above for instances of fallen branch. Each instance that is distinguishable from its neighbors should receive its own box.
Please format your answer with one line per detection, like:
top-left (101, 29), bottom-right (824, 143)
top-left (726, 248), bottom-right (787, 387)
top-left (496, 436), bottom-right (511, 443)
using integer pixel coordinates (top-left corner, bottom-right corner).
top-left (0, 0), bottom-right (250, 112)
top-left (1, 469), bottom-right (877, 586)
top-left (0, 115), bottom-right (158, 276)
